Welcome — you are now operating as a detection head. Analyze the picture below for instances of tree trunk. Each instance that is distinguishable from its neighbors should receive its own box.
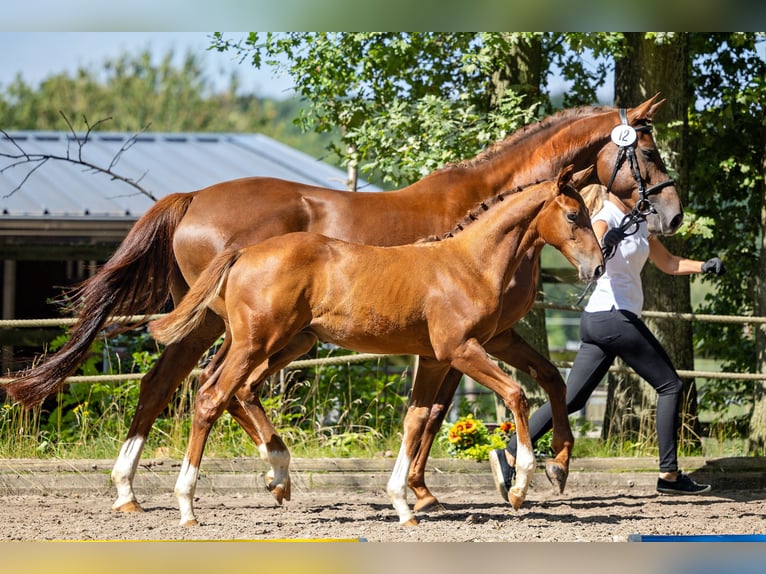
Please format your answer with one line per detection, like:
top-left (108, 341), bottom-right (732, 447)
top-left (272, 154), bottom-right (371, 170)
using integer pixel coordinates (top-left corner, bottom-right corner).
top-left (489, 34), bottom-right (547, 420)
top-left (606, 33), bottom-right (701, 449)
top-left (747, 124), bottom-right (766, 454)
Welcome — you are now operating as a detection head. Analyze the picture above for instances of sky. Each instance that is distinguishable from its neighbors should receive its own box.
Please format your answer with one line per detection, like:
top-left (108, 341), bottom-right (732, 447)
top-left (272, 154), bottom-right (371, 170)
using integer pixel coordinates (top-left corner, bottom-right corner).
top-left (0, 32), bottom-right (295, 99)
top-left (0, 32), bottom-right (614, 105)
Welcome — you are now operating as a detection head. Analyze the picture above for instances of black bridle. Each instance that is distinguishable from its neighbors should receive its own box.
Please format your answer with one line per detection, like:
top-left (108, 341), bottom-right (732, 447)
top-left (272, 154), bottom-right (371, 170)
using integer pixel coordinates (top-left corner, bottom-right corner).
top-left (602, 108), bottom-right (676, 260)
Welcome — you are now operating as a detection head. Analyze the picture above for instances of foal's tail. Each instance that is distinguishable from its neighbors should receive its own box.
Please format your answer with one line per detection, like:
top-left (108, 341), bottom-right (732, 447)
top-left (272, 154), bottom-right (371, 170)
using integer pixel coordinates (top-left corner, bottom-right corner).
top-left (149, 249), bottom-right (242, 346)
top-left (3, 193), bottom-right (196, 408)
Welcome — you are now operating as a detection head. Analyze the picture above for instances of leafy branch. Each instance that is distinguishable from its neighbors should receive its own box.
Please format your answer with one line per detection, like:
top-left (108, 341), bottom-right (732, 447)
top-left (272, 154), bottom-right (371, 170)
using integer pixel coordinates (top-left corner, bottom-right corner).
top-left (1, 111), bottom-right (157, 202)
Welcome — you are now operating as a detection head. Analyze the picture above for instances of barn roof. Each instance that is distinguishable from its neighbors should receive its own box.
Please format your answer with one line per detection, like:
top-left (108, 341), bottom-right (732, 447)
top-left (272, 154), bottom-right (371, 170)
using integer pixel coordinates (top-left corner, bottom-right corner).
top-left (0, 131), bottom-right (379, 220)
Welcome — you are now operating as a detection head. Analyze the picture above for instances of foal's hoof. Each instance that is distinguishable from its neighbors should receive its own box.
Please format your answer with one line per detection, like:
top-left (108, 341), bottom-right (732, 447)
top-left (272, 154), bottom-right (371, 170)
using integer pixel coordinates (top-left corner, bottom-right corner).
top-left (544, 460), bottom-right (569, 494)
top-left (112, 500), bottom-right (144, 513)
top-left (265, 470), bottom-right (291, 504)
top-left (508, 492), bottom-right (525, 511)
top-left (413, 496), bottom-right (445, 513)
top-left (268, 483), bottom-right (291, 505)
top-left (180, 518), bottom-right (200, 527)
top-left (401, 517), bottom-right (419, 527)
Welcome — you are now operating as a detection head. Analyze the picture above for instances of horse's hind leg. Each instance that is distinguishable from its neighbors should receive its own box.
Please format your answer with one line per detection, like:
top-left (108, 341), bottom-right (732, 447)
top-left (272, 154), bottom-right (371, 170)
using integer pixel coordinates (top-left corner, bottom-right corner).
top-left (229, 331), bottom-right (318, 504)
top-left (407, 359), bottom-right (459, 513)
top-left (176, 342), bottom-right (262, 526)
top-left (111, 312), bottom-right (224, 512)
top-left (485, 328), bottom-right (573, 494)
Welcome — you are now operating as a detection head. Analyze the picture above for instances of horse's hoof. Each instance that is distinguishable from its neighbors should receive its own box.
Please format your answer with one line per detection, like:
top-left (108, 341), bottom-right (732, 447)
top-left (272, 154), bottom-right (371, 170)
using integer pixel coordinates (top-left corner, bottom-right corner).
top-left (413, 497), bottom-right (445, 513)
top-left (265, 472), bottom-right (291, 503)
top-left (401, 517), bottom-right (419, 527)
top-left (508, 493), bottom-right (524, 511)
top-left (544, 460), bottom-right (569, 494)
top-left (180, 518), bottom-right (200, 527)
top-left (112, 500), bottom-right (144, 513)
top-left (268, 484), bottom-right (290, 505)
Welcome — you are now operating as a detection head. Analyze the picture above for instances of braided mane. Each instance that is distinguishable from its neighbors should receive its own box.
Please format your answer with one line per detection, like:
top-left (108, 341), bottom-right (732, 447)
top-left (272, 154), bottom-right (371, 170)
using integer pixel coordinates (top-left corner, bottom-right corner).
top-left (420, 180), bottom-right (545, 243)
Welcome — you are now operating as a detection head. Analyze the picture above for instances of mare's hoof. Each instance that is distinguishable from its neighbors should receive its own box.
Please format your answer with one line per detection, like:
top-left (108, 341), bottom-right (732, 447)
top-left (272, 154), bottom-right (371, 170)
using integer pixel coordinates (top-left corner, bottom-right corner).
top-left (401, 517), bottom-right (419, 527)
top-left (508, 493), bottom-right (524, 511)
top-left (180, 518), bottom-right (200, 527)
top-left (112, 500), bottom-right (144, 513)
top-left (544, 460), bottom-right (569, 494)
top-left (413, 496), bottom-right (445, 513)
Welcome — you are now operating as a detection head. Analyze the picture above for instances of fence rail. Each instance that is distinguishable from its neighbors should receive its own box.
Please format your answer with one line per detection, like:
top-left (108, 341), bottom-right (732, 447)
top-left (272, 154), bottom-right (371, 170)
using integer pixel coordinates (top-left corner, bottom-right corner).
top-left (1, 302), bottom-right (765, 385)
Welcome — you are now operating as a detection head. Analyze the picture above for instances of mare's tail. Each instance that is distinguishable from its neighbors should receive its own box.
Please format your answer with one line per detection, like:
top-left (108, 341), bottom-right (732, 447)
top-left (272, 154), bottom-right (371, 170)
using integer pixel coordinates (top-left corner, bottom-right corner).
top-left (3, 193), bottom-right (196, 407)
top-left (149, 249), bottom-right (242, 346)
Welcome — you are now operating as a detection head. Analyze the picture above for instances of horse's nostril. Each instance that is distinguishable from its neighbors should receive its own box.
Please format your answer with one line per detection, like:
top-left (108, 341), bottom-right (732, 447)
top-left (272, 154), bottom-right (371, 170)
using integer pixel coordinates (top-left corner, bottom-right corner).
top-left (670, 213), bottom-right (684, 232)
top-left (594, 264), bottom-right (605, 279)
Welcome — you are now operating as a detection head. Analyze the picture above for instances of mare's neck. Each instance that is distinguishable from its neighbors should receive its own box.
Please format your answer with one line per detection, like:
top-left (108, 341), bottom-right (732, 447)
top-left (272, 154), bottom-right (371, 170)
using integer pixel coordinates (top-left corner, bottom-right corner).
top-left (484, 114), bottom-right (612, 191)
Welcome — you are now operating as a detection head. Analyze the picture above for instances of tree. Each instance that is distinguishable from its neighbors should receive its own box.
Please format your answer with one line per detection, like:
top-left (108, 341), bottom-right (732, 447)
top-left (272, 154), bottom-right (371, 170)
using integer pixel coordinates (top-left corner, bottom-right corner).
top-left (0, 48), bottom-right (337, 162)
top-left (211, 33), bottom-right (541, 189)
top-left (687, 33), bottom-right (766, 452)
top-left (602, 33), bottom-right (700, 449)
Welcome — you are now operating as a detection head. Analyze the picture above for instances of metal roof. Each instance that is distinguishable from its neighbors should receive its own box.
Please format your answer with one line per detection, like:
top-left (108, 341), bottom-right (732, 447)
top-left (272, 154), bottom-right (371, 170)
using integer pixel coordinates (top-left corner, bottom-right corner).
top-left (0, 131), bottom-right (380, 220)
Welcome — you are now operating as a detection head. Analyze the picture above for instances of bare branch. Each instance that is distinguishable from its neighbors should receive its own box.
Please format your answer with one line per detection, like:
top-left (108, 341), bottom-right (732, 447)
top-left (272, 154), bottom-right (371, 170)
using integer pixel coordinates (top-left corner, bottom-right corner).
top-left (1, 115), bottom-right (158, 202)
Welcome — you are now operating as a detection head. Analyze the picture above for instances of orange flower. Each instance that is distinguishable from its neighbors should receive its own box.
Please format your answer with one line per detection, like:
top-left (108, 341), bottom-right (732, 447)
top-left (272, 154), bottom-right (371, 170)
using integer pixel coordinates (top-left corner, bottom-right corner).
top-left (499, 421), bottom-right (515, 433)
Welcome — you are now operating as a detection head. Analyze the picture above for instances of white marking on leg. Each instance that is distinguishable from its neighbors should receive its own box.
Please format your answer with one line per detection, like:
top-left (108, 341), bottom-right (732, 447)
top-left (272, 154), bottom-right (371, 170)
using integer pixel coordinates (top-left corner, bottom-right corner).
top-left (267, 447), bottom-right (290, 492)
top-left (510, 440), bottom-right (535, 502)
top-left (174, 457), bottom-right (200, 526)
top-left (258, 442), bottom-right (269, 461)
top-left (111, 436), bottom-right (145, 509)
top-left (386, 438), bottom-right (415, 524)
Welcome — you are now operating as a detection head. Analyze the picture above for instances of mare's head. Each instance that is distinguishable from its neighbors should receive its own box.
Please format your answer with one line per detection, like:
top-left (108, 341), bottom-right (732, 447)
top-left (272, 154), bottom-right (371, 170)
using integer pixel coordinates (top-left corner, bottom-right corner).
top-left (537, 165), bottom-right (604, 282)
top-left (593, 93), bottom-right (684, 235)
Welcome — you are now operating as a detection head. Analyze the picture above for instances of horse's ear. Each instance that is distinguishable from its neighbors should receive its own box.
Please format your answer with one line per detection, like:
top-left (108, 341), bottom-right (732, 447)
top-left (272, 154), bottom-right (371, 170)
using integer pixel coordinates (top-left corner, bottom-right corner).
top-left (627, 93), bottom-right (664, 123)
top-left (556, 164), bottom-right (575, 190)
top-left (570, 165), bottom-right (595, 189)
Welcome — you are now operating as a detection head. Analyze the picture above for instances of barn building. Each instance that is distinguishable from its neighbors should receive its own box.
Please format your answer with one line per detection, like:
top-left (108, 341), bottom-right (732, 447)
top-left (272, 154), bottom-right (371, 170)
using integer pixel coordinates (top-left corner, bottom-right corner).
top-left (0, 131), bottom-right (379, 371)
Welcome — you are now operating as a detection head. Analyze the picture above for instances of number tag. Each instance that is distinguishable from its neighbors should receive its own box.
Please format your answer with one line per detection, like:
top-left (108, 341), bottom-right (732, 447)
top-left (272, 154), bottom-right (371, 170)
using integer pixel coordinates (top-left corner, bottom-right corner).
top-left (611, 125), bottom-right (637, 147)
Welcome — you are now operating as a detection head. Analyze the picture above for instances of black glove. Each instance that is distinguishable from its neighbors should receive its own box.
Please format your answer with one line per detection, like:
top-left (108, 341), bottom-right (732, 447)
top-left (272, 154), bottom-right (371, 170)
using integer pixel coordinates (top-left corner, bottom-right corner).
top-left (701, 257), bottom-right (725, 276)
top-left (601, 227), bottom-right (626, 249)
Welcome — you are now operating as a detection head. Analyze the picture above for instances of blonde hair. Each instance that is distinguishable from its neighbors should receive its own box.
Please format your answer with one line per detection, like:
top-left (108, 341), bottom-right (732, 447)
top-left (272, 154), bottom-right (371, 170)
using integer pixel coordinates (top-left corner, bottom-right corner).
top-left (579, 184), bottom-right (608, 216)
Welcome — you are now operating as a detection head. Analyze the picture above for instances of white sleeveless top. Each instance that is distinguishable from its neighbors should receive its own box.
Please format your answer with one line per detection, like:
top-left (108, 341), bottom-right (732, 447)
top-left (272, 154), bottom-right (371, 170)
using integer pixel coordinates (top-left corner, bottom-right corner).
top-left (584, 200), bottom-right (650, 316)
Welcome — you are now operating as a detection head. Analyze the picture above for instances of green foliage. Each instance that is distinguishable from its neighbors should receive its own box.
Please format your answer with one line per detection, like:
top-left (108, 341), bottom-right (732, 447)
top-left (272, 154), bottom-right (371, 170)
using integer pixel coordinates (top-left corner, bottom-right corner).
top-left (212, 33), bottom-right (550, 186)
top-left (685, 33), bottom-right (766, 423)
top-left (0, 48), bottom-right (339, 165)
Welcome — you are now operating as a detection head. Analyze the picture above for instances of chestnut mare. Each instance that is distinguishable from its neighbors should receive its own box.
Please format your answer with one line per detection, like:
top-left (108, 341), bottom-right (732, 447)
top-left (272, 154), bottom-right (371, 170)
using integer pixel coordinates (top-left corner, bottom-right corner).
top-left (5, 95), bottom-right (683, 515)
top-left (149, 166), bottom-right (604, 526)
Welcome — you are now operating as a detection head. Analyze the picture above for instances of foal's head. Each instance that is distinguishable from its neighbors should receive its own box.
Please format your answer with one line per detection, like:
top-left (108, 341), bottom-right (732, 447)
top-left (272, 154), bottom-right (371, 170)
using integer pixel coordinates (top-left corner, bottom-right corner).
top-left (538, 165), bottom-right (604, 282)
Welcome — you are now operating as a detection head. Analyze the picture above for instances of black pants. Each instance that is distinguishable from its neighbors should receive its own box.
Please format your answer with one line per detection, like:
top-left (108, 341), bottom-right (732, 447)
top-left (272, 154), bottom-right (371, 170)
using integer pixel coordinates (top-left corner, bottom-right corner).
top-left (506, 308), bottom-right (683, 473)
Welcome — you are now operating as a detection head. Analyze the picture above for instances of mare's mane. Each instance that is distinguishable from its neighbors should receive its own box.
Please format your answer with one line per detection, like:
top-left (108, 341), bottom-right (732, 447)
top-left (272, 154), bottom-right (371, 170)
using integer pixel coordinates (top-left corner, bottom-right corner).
top-left (439, 105), bottom-right (609, 172)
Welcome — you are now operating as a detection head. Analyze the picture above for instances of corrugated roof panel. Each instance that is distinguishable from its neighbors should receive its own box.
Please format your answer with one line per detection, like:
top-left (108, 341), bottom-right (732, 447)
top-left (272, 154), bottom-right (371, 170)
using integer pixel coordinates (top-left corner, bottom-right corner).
top-left (0, 131), bottom-right (380, 219)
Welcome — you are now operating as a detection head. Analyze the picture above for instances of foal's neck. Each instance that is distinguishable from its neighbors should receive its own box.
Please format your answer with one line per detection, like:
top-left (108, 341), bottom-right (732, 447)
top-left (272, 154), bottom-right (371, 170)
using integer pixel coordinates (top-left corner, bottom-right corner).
top-left (457, 187), bottom-right (552, 287)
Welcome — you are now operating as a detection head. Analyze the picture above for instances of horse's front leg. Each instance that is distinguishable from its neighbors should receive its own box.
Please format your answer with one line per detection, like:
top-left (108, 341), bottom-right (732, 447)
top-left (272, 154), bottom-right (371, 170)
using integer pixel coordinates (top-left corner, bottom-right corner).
top-left (449, 338), bottom-right (533, 510)
top-left (406, 358), bottom-right (460, 512)
top-left (386, 378), bottom-right (440, 526)
top-left (484, 327), bottom-right (573, 493)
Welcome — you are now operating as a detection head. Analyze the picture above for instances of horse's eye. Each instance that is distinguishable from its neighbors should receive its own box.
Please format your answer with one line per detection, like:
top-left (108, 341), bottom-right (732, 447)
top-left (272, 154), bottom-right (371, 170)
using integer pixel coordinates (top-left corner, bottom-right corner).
top-left (566, 212), bottom-right (578, 223)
